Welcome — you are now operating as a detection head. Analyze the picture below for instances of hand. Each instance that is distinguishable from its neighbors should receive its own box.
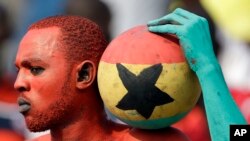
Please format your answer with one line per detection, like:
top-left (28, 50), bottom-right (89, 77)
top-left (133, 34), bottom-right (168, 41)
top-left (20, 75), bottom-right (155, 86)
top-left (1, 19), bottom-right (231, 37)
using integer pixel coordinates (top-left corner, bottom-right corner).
top-left (147, 8), bottom-right (218, 72)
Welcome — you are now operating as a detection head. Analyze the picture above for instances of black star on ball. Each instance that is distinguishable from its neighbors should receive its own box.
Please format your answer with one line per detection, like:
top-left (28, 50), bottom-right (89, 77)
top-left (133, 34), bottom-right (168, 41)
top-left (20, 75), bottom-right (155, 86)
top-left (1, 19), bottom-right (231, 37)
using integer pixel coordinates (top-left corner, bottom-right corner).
top-left (116, 63), bottom-right (174, 119)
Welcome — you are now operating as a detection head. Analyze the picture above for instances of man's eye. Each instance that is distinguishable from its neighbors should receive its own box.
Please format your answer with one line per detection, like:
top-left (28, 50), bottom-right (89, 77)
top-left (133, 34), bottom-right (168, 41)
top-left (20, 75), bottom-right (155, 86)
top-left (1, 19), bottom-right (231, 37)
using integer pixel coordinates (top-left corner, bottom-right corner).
top-left (30, 67), bottom-right (44, 75)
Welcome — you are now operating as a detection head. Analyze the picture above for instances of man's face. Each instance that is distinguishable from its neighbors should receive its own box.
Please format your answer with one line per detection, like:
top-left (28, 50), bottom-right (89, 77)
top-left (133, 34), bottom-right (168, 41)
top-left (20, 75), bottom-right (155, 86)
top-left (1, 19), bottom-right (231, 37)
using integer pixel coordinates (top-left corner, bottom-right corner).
top-left (14, 27), bottom-right (76, 132)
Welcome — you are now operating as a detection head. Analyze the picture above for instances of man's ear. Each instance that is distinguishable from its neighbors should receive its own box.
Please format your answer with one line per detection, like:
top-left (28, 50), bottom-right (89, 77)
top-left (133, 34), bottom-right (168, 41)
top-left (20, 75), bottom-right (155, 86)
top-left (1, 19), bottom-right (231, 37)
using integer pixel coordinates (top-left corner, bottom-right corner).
top-left (76, 60), bottom-right (96, 89)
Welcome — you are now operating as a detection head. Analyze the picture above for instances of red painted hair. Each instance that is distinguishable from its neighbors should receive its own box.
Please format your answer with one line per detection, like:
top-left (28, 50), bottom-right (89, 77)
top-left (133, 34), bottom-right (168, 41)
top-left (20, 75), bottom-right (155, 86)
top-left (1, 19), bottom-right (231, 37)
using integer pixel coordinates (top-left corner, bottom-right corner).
top-left (29, 15), bottom-right (107, 66)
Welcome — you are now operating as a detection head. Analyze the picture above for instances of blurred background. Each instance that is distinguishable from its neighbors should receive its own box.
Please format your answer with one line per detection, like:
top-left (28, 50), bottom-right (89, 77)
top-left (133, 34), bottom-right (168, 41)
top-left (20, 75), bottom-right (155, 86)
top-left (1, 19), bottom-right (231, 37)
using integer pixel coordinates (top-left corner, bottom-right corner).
top-left (0, 0), bottom-right (249, 140)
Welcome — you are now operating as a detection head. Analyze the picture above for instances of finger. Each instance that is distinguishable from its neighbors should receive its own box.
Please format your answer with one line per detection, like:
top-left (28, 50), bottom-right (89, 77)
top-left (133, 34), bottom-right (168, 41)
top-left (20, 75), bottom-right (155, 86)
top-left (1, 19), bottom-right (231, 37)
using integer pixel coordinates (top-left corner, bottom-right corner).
top-left (147, 18), bottom-right (166, 26)
top-left (173, 8), bottom-right (200, 20)
top-left (147, 13), bottom-right (188, 26)
top-left (148, 24), bottom-right (181, 35)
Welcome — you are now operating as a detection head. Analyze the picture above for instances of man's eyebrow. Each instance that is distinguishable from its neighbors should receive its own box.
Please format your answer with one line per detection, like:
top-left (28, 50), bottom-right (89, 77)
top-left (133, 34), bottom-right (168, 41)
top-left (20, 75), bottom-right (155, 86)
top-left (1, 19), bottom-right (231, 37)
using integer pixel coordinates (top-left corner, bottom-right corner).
top-left (18, 58), bottom-right (49, 68)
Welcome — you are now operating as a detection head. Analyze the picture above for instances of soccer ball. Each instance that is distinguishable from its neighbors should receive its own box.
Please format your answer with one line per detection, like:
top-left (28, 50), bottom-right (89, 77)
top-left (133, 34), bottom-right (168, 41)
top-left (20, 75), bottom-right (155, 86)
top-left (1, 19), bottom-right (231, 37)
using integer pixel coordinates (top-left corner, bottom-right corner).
top-left (97, 25), bottom-right (201, 129)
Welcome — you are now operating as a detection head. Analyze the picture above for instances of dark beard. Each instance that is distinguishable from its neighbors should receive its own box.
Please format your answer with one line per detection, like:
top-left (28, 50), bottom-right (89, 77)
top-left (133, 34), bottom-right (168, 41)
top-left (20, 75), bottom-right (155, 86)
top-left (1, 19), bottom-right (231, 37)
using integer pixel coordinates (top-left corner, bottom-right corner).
top-left (26, 96), bottom-right (73, 132)
top-left (26, 75), bottom-right (75, 132)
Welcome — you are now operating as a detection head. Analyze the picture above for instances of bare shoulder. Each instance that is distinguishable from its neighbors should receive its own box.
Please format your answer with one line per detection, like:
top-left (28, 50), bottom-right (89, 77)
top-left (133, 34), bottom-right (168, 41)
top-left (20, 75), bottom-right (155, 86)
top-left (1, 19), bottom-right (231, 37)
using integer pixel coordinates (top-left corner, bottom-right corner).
top-left (124, 127), bottom-right (190, 141)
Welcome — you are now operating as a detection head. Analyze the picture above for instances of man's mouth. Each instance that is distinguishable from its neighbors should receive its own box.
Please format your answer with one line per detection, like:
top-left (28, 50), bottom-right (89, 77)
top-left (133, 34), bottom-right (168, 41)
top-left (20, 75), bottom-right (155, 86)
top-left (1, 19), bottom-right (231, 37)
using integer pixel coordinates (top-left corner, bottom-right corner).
top-left (17, 97), bottom-right (31, 114)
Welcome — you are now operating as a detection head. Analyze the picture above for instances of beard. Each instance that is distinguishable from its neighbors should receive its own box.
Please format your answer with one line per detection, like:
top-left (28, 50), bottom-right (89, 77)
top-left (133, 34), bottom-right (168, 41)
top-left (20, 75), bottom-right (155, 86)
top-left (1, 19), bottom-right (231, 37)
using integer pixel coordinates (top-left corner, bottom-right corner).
top-left (25, 75), bottom-right (76, 132)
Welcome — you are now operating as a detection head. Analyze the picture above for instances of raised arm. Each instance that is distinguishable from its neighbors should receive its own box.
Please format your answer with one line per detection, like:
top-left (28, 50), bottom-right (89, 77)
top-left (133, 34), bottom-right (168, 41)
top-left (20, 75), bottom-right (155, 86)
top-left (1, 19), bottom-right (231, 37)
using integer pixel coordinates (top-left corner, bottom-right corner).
top-left (147, 8), bottom-right (247, 141)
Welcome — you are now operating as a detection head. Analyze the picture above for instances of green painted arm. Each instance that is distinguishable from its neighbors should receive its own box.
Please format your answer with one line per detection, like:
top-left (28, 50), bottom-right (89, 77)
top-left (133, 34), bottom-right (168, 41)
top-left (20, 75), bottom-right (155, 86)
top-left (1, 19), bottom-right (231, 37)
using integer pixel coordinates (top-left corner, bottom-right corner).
top-left (147, 8), bottom-right (247, 141)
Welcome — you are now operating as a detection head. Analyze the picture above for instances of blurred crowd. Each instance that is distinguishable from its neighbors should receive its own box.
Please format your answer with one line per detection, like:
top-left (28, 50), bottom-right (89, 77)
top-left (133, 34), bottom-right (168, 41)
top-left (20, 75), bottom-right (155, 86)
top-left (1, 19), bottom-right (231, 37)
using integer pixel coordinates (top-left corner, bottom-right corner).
top-left (0, 0), bottom-right (249, 141)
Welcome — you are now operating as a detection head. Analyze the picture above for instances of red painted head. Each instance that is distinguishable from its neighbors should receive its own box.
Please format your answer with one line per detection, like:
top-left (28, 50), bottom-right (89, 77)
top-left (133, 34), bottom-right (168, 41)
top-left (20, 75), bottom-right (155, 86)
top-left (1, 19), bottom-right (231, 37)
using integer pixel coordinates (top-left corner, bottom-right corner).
top-left (14, 16), bottom-right (107, 132)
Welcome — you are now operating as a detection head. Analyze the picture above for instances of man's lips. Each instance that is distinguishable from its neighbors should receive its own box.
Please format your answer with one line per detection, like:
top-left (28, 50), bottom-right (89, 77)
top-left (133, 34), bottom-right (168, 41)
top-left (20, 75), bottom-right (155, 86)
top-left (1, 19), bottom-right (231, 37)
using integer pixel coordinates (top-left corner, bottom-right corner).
top-left (17, 97), bottom-right (31, 113)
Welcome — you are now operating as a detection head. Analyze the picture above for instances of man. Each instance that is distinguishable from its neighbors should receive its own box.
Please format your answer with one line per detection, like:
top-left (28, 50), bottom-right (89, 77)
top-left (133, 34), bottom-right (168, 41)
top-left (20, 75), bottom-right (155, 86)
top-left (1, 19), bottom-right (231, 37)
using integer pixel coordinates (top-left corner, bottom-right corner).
top-left (14, 8), bottom-right (245, 141)
top-left (14, 12), bottom-right (188, 141)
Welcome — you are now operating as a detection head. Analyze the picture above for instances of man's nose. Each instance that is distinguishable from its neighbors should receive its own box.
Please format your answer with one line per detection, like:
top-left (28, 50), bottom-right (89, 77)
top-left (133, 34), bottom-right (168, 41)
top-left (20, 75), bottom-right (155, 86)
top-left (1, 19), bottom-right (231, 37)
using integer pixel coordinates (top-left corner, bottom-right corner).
top-left (14, 71), bottom-right (30, 92)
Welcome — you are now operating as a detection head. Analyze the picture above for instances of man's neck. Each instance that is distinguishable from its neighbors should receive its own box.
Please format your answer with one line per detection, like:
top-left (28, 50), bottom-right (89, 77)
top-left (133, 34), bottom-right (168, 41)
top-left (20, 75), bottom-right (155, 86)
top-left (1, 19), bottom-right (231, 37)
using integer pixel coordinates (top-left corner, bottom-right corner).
top-left (50, 116), bottom-right (107, 140)
top-left (49, 97), bottom-right (112, 141)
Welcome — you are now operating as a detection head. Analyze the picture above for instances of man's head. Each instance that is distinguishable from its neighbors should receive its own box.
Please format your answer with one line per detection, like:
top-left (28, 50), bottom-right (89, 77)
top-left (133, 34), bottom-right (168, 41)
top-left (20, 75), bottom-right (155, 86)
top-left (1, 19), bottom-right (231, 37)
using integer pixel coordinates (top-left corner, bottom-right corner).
top-left (28, 15), bottom-right (107, 66)
top-left (14, 15), bottom-right (107, 132)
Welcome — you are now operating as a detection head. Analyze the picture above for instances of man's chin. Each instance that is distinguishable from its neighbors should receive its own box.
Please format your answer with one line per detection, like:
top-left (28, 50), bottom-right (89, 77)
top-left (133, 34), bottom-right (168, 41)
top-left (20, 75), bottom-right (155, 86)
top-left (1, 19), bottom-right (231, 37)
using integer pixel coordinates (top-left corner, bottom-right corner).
top-left (24, 113), bottom-right (52, 132)
top-left (26, 119), bottom-right (50, 132)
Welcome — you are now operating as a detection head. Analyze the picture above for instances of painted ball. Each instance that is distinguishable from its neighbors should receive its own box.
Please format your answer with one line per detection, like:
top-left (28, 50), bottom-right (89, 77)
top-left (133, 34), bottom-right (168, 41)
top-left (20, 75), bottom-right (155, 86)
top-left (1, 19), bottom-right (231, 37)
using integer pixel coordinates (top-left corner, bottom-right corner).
top-left (97, 25), bottom-right (201, 129)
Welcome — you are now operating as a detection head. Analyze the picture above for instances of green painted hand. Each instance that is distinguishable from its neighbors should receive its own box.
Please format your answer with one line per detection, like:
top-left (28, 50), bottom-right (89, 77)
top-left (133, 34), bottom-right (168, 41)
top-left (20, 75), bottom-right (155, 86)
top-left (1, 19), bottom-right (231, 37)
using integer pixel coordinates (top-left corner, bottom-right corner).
top-left (148, 8), bottom-right (247, 141)
top-left (148, 8), bottom-right (217, 72)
